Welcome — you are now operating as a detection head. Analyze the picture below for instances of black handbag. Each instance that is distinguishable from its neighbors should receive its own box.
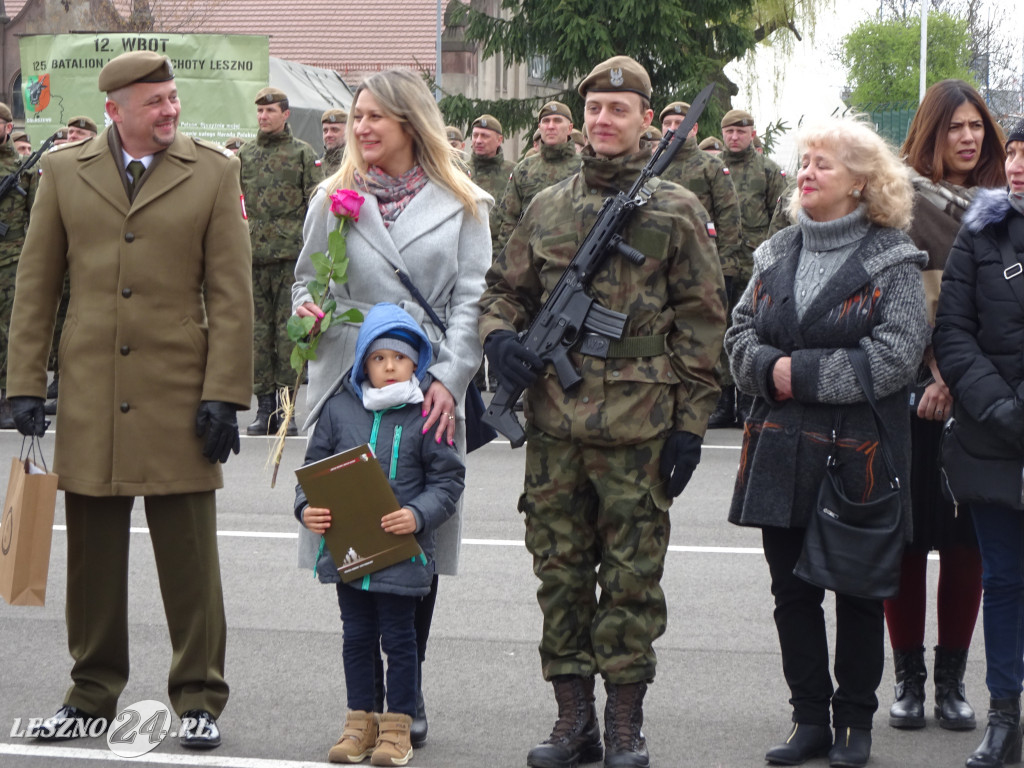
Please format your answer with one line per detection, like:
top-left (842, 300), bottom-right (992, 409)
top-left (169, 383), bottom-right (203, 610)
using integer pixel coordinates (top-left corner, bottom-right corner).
top-left (940, 419), bottom-right (1024, 511)
top-left (793, 349), bottom-right (905, 600)
top-left (383, 261), bottom-right (497, 453)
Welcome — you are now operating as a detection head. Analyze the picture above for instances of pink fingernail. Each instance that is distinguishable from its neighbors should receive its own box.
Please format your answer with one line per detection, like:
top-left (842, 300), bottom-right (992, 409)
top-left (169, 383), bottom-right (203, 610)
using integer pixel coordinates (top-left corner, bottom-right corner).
top-left (315, 309), bottom-right (324, 318)
top-left (436, 434), bottom-right (441, 443)
top-left (422, 426), bottom-right (428, 434)
top-left (421, 410), bottom-right (428, 417)
top-left (448, 438), bottom-right (454, 446)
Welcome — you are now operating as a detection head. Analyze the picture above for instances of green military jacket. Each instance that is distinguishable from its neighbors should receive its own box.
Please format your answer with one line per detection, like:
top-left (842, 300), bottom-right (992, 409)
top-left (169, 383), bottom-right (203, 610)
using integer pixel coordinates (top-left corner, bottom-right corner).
top-left (660, 135), bottom-right (743, 277)
top-left (721, 144), bottom-right (788, 277)
top-left (320, 145), bottom-right (343, 177)
top-left (479, 149), bottom-right (727, 444)
top-left (238, 124), bottom-right (322, 265)
top-left (0, 140), bottom-right (37, 268)
top-left (494, 140), bottom-right (580, 257)
top-left (469, 149), bottom-right (514, 255)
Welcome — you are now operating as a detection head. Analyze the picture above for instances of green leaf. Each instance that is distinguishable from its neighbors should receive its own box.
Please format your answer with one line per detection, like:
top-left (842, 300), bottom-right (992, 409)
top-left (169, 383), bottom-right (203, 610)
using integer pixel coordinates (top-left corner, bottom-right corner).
top-left (319, 309), bottom-right (333, 333)
top-left (311, 251), bottom-right (332, 277)
top-left (286, 314), bottom-right (317, 343)
top-left (290, 346), bottom-right (305, 376)
top-left (336, 307), bottom-right (364, 324)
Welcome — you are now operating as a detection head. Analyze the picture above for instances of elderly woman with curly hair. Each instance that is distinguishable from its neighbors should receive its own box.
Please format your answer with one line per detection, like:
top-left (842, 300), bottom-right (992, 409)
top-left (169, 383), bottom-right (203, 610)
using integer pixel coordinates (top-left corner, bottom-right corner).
top-left (726, 116), bottom-right (929, 768)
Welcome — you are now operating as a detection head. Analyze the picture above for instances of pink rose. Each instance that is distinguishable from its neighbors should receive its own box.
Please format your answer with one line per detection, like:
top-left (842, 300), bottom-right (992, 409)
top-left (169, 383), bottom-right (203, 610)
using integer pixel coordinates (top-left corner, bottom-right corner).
top-left (330, 189), bottom-right (365, 221)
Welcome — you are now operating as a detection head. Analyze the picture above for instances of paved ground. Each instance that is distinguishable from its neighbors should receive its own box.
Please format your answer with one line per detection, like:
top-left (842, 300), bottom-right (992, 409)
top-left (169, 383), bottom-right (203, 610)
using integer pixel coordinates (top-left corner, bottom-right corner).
top-left (0, 399), bottom-right (988, 767)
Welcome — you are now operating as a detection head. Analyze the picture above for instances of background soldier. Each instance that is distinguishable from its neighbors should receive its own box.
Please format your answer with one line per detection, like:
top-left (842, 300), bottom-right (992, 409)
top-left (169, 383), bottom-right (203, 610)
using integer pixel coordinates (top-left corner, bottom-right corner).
top-left (639, 125), bottom-right (661, 155)
top-left (479, 55), bottom-right (726, 768)
top-left (716, 108), bottom-right (788, 426)
top-left (0, 102), bottom-right (37, 428)
top-left (571, 128), bottom-right (587, 153)
top-left (445, 125), bottom-right (465, 151)
top-left (467, 113), bottom-right (514, 253)
top-left (66, 115), bottom-right (98, 142)
top-left (238, 86), bottom-right (322, 436)
top-left (223, 137), bottom-right (245, 155)
top-left (699, 136), bottom-right (724, 155)
top-left (320, 107), bottom-right (347, 176)
top-left (493, 100), bottom-right (580, 256)
top-left (12, 130), bottom-right (31, 156)
top-left (8, 49), bottom-right (253, 749)
top-left (659, 101), bottom-right (743, 429)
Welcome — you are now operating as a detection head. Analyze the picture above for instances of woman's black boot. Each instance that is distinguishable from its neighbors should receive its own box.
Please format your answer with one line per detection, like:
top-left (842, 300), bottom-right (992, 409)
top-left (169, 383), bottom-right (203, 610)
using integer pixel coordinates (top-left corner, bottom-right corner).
top-left (889, 646), bottom-right (927, 728)
top-left (935, 646), bottom-right (976, 730)
top-left (410, 660), bottom-right (427, 748)
top-left (765, 722), bottom-right (832, 765)
top-left (966, 697), bottom-right (1022, 768)
top-left (829, 726), bottom-right (871, 768)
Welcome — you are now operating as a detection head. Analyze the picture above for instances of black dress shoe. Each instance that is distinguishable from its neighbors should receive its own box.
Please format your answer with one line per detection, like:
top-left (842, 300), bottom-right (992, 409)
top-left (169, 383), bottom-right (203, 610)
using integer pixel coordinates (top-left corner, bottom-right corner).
top-left (829, 727), bottom-right (871, 768)
top-left (29, 705), bottom-right (107, 741)
top-left (179, 709), bottom-right (221, 749)
top-left (765, 723), bottom-right (833, 765)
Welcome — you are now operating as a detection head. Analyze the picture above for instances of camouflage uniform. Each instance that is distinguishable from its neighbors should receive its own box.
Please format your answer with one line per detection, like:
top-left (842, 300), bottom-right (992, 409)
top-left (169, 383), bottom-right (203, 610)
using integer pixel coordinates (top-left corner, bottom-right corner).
top-left (767, 181), bottom-right (797, 239)
top-left (721, 144), bottom-right (788, 281)
top-left (238, 124), bottom-right (322, 394)
top-left (469, 149), bottom-right (514, 255)
top-left (320, 145), bottom-right (343, 177)
top-left (0, 140), bottom-right (37, 390)
top-left (479, 150), bottom-right (727, 683)
top-left (493, 140), bottom-right (580, 257)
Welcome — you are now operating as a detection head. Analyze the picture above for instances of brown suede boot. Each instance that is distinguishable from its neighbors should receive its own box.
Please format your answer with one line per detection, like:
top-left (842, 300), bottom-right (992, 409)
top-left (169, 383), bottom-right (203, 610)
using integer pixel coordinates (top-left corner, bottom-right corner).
top-left (527, 675), bottom-right (603, 768)
top-left (370, 713), bottom-right (413, 766)
top-left (328, 710), bottom-right (377, 764)
top-left (604, 681), bottom-right (649, 768)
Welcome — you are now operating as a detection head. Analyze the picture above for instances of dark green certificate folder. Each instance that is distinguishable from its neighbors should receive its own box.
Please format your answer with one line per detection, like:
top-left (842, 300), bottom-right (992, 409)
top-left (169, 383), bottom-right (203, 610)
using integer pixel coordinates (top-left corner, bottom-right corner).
top-left (295, 443), bottom-right (423, 583)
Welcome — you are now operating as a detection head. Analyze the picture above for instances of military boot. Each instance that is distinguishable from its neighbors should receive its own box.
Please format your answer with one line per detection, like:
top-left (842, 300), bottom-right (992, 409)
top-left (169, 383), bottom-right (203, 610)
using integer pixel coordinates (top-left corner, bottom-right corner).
top-left (527, 675), bottom-right (603, 768)
top-left (245, 394), bottom-right (276, 436)
top-left (935, 646), bottom-right (976, 730)
top-left (889, 647), bottom-right (927, 729)
top-left (0, 390), bottom-right (14, 430)
top-left (603, 681), bottom-right (649, 768)
top-left (966, 697), bottom-right (1022, 768)
top-left (410, 660), bottom-right (427, 748)
top-left (706, 385), bottom-right (736, 429)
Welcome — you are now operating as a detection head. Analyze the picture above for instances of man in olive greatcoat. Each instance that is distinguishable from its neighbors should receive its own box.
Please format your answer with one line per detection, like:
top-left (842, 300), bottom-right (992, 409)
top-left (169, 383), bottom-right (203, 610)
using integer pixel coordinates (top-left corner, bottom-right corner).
top-left (7, 50), bottom-right (253, 749)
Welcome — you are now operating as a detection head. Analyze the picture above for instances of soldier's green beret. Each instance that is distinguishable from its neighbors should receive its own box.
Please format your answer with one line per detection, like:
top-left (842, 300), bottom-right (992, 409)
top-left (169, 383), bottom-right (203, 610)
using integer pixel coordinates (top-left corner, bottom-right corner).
top-left (570, 129), bottom-right (586, 146)
top-left (641, 127), bottom-right (663, 143)
top-left (577, 55), bottom-right (652, 100)
top-left (472, 114), bottom-right (503, 135)
top-left (322, 108), bottom-right (348, 124)
top-left (224, 137), bottom-right (245, 150)
top-left (11, 131), bottom-right (28, 144)
top-left (54, 128), bottom-right (68, 140)
top-left (67, 115), bottom-right (98, 133)
top-left (255, 87), bottom-right (288, 106)
top-left (721, 109), bottom-right (755, 129)
top-left (98, 52), bottom-right (174, 92)
top-left (537, 102), bottom-right (572, 122)
top-left (0, 103), bottom-right (12, 122)
top-left (659, 102), bottom-right (690, 123)
top-left (699, 136), bottom-right (724, 152)
top-left (445, 125), bottom-right (464, 142)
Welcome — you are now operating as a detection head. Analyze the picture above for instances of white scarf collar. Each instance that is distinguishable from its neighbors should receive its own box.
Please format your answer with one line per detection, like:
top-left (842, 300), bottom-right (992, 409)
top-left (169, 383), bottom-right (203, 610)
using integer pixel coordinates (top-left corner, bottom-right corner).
top-left (360, 375), bottom-right (424, 411)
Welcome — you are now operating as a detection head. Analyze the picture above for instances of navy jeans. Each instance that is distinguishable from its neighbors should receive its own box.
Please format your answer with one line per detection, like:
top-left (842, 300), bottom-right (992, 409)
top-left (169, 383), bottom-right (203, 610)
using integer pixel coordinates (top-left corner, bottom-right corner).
top-left (972, 503), bottom-right (1024, 699)
top-left (336, 584), bottom-right (418, 716)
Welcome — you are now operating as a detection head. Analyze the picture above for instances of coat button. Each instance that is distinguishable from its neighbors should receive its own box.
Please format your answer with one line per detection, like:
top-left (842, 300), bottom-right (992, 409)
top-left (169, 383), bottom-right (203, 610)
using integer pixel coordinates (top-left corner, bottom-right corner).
top-left (120, 402), bottom-right (130, 413)
top-left (120, 345), bottom-right (130, 356)
top-left (122, 288), bottom-right (132, 298)
top-left (581, 396), bottom-right (590, 404)
top-left (124, 232), bottom-right (135, 243)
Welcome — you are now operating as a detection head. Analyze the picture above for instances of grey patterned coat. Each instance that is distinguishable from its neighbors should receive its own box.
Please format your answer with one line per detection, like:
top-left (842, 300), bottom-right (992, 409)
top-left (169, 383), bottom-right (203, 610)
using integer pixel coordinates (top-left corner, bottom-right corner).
top-left (725, 224), bottom-right (928, 532)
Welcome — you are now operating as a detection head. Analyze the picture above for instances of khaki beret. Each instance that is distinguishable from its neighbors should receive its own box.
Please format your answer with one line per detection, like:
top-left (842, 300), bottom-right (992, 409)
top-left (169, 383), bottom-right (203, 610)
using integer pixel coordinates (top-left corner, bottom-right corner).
top-left (570, 129), bottom-right (586, 146)
top-left (224, 137), bottom-right (245, 150)
top-left (445, 125), bottom-right (464, 142)
top-left (471, 114), bottom-right (503, 135)
top-left (537, 101), bottom-right (572, 122)
top-left (321, 108), bottom-right (347, 124)
top-left (578, 55), bottom-right (652, 100)
top-left (0, 103), bottom-right (12, 122)
top-left (11, 131), bottom-right (28, 143)
top-left (98, 51), bottom-right (174, 92)
top-left (721, 109), bottom-right (755, 128)
top-left (699, 136), bottom-right (724, 152)
top-left (641, 127), bottom-right (663, 143)
top-left (532, 129), bottom-right (541, 142)
top-left (255, 87), bottom-right (288, 106)
top-left (55, 128), bottom-right (68, 140)
top-left (659, 101), bottom-right (690, 123)
top-left (67, 115), bottom-right (98, 133)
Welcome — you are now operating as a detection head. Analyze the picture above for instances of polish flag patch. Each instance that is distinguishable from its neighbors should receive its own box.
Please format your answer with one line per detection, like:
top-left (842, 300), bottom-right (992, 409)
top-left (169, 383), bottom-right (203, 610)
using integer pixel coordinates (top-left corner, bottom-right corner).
top-left (722, 167), bottom-right (730, 175)
top-left (240, 194), bottom-right (247, 220)
top-left (706, 221), bottom-right (717, 238)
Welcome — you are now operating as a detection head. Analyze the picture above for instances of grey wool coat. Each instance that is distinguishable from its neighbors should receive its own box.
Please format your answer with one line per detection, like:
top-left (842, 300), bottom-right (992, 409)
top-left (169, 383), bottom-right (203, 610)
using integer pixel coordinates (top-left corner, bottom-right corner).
top-left (725, 224), bottom-right (928, 533)
top-left (292, 180), bottom-right (492, 574)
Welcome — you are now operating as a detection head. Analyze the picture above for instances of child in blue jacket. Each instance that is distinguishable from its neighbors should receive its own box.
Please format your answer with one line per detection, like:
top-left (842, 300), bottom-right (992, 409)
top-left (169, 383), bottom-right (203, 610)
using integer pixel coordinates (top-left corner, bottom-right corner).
top-left (295, 302), bottom-right (465, 765)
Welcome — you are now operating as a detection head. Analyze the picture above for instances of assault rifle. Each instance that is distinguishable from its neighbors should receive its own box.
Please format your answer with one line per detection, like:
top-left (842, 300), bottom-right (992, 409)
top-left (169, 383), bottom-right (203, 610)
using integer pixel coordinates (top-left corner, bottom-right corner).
top-left (483, 84), bottom-right (716, 448)
top-left (0, 132), bottom-right (58, 237)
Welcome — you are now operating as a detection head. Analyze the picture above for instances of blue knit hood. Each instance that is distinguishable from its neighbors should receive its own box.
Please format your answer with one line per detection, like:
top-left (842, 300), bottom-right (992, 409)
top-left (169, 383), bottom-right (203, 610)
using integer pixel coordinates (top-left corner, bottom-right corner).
top-left (352, 303), bottom-right (433, 388)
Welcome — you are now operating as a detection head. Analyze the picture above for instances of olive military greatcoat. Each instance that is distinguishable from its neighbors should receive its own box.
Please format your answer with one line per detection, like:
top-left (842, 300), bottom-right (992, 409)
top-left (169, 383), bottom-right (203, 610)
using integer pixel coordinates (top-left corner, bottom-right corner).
top-left (7, 128), bottom-right (254, 497)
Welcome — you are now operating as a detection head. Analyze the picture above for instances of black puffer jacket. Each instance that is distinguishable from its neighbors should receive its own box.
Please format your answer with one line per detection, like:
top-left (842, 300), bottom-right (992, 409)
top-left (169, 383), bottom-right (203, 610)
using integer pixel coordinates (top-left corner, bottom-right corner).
top-left (934, 188), bottom-right (1024, 458)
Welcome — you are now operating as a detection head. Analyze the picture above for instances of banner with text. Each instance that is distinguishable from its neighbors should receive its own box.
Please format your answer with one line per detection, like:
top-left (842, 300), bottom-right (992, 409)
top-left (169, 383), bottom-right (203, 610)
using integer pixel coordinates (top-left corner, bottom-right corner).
top-left (19, 33), bottom-right (269, 146)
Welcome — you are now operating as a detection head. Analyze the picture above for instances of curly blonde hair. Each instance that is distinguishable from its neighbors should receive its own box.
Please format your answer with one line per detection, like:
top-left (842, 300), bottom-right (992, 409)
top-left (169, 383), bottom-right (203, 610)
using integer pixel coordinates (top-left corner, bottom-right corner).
top-left (786, 116), bottom-right (914, 230)
top-left (327, 68), bottom-right (482, 218)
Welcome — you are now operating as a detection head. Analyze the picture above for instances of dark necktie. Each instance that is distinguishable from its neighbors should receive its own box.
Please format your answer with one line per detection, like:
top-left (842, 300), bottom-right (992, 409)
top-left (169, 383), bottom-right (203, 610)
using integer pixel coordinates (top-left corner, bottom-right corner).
top-left (126, 160), bottom-right (146, 199)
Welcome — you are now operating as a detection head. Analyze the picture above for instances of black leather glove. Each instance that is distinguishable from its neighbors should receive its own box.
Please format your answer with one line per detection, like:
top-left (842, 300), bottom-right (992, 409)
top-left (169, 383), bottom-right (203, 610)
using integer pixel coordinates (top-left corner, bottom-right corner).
top-left (981, 396), bottom-right (1024, 444)
top-left (659, 431), bottom-right (702, 498)
top-left (195, 401), bottom-right (241, 464)
top-left (484, 330), bottom-right (544, 391)
top-left (9, 396), bottom-right (47, 437)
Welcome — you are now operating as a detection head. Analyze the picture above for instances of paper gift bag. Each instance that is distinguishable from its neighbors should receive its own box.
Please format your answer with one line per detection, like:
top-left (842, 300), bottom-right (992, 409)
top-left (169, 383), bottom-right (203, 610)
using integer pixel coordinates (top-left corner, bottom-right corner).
top-left (0, 443), bottom-right (58, 606)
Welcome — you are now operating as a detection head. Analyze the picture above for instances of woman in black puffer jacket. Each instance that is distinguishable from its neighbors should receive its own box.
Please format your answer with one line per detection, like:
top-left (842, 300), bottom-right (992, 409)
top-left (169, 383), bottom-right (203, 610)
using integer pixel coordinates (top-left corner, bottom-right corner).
top-left (933, 119), bottom-right (1024, 768)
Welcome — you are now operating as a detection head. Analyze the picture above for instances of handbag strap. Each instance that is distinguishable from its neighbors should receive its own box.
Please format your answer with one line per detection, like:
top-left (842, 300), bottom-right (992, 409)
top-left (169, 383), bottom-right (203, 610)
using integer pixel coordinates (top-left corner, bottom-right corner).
top-left (995, 228), bottom-right (1024, 314)
top-left (379, 255), bottom-right (448, 334)
top-left (847, 348), bottom-right (901, 490)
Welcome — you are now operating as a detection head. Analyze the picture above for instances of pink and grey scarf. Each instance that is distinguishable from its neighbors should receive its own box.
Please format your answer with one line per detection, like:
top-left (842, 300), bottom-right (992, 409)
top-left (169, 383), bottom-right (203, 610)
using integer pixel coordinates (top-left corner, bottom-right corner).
top-left (356, 165), bottom-right (428, 228)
